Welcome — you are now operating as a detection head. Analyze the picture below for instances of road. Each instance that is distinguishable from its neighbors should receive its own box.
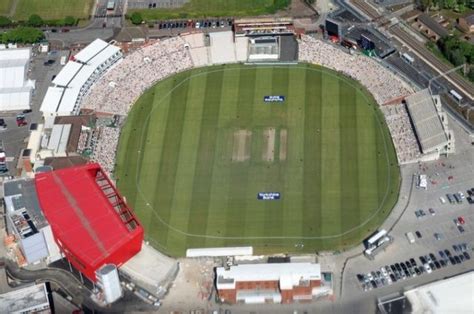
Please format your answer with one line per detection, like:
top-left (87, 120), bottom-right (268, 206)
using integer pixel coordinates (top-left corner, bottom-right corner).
top-left (347, 0), bottom-right (474, 101)
top-left (390, 24), bottom-right (474, 99)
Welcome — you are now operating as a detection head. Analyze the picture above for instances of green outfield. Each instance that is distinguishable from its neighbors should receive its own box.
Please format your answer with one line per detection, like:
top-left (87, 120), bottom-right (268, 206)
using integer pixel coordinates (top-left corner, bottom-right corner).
top-left (14, 0), bottom-right (93, 20)
top-left (129, 0), bottom-right (289, 20)
top-left (115, 64), bottom-right (400, 257)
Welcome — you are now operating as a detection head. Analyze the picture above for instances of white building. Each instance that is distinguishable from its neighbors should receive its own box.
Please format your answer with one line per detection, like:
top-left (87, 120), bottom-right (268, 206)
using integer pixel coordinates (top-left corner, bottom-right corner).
top-left (40, 39), bottom-right (122, 127)
top-left (0, 48), bottom-right (34, 111)
top-left (404, 272), bottom-right (474, 313)
top-left (405, 89), bottom-right (455, 161)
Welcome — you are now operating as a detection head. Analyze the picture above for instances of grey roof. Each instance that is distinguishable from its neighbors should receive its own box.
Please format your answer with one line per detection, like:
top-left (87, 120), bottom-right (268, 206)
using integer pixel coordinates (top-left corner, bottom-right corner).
top-left (3, 178), bottom-right (48, 230)
top-left (0, 284), bottom-right (50, 313)
top-left (418, 13), bottom-right (449, 37)
top-left (405, 89), bottom-right (448, 153)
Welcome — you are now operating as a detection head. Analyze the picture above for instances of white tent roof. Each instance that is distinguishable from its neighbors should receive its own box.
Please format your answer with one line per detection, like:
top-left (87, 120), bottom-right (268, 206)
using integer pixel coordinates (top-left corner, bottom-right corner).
top-left (0, 48), bottom-right (30, 61)
top-left (0, 87), bottom-right (31, 111)
top-left (0, 48), bottom-right (32, 111)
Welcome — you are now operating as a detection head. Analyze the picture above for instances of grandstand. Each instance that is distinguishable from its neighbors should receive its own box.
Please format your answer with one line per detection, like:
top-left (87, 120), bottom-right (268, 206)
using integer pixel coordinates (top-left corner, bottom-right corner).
top-left (40, 39), bottom-right (122, 127)
top-left (405, 89), bottom-right (454, 160)
top-left (35, 163), bottom-right (143, 282)
top-left (234, 17), bottom-right (294, 37)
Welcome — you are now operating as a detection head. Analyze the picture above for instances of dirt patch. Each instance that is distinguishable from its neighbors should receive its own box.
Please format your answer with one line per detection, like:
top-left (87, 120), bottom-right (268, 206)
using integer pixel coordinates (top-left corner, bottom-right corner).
top-left (262, 128), bottom-right (276, 162)
top-left (279, 129), bottom-right (288, 161)
top-left (232, 130), bottom-right (251, 162)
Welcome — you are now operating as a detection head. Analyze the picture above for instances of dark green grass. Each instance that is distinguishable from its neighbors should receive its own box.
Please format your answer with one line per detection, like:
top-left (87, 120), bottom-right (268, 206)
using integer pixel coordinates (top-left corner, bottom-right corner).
top-left (128, 0), bottom-right (289, 20)
top-left (116, 63), bottom-right (400, 257)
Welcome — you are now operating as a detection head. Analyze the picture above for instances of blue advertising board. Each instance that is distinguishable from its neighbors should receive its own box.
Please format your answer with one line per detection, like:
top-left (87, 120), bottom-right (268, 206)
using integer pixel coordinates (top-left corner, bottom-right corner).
top-left (264, 95), bottom-right (285, 102)
top-left (257, 192), bottom-right (281, 200)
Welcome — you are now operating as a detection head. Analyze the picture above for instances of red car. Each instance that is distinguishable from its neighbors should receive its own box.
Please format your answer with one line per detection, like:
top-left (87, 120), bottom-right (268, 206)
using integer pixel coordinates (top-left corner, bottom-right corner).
top-left (458, 216), bottom-right (465, 225)
top-left (16, 114), bottom-right (27, 127)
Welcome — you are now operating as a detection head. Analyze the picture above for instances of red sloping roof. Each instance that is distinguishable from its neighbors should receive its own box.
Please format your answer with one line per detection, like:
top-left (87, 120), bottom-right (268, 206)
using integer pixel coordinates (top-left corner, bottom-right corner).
top-left (35, 163), bottom-right (142, 269)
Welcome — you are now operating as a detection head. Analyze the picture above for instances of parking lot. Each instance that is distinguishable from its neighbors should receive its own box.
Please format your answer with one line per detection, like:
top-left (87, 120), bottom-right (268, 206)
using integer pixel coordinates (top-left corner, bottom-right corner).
top-left (0, 48), bottom-right (69, 176)
top-left (341, 113), bottom-right (474, 306)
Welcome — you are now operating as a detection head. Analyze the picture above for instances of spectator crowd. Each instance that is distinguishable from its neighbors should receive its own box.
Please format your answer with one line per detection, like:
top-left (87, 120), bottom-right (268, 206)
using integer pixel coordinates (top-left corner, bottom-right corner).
top-left (381, 104), bottom-right (421, 164)
top-left (77, 34), bottom-right (425, 177)
top-left (299, 35), bottom-right (421, 164)
top-left (82, 36), bottom-right (193, 116)
top-left (299, 35), bottom-right (413, 105)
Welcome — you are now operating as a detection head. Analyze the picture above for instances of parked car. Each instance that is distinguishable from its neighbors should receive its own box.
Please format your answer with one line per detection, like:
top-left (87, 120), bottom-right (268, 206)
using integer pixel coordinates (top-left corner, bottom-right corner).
top-left (16, 114), bottom-right (27, 127)
top-left (429, 208), bottom-right (435, 215)
top-left (458, 216), bottom-right (465, 225)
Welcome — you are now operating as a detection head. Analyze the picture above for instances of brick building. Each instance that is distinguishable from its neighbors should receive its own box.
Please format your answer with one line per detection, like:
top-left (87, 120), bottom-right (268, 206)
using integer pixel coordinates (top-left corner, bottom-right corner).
top-left (216, 263), bottom-right (321, 304)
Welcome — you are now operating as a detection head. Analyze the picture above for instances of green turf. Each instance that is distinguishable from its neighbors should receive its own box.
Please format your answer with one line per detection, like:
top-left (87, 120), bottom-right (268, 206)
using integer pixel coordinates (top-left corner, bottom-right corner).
top-left (129, 0), bottom-right (289, 20)
top-left (0, 0), bottom-right (13, 16)
top-left (116, 64), bottom-right (400, 257)
top-left (14, 0), bottom-right (93, 20)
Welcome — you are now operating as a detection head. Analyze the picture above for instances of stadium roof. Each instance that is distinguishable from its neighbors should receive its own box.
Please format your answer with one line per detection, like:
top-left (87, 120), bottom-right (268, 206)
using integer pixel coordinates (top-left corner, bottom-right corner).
top-left (405, 272), bottom-right (474, 313)
top-left (40, 86), bottom-right (64, 114)
top-left (405, 89), bottom-right (448, 153)
top-left (35, 163), bottom-right (143, 280)
top-left (52, 61), bottom-right (82, 86)
top-left (73, 38), bottom-right (111, 63)
top-left (40, 39), bottom-right (120, 116)
top-left (47, 124), bottom-right (71, 155)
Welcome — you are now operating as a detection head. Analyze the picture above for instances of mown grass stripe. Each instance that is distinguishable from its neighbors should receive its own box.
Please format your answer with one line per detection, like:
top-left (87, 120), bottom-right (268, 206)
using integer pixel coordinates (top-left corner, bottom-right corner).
top-left (205, 66), bottom-right (242, 248)
top-left (185, 68), bottom-right (225, 249)
top-left (303, 67), bottom-right (322, 237)
top-left (166, 71), bottom-right (208, 254)
top-left (320, 72), bottom-right (341, 238)
top-left (339, 80), bottom-right (359, 247)
top-left (149, 72), bottom-right (191, 249)
top-left (225, 67), bottom-right (257, 238)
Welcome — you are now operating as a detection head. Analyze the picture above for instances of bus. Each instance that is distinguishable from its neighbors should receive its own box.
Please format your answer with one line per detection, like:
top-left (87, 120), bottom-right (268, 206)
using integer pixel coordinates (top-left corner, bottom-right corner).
top-left (107, 0), bottom-right (115, 10)
top-left (363, 229), bottom-right (393, 259)
top-left (402, 53), bottom-right (414, 64)
top-left (449, 89), bottom-right (463, 102)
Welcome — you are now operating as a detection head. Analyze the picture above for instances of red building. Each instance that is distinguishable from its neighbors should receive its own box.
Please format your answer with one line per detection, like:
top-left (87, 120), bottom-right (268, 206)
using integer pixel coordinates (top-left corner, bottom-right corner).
top-left (216, 263), bottom-right (321, 304)
top-left (35, 163), bottom-right (143, 282)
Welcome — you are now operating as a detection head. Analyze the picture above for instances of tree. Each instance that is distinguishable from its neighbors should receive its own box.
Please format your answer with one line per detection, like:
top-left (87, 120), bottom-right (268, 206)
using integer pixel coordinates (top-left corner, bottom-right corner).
top-left (0, 16), bottom-right (12, 27)
top-left (63, 16), bottom-right (76, 26)
top-left (130, 12), bottom-right (143, 25)
top-left (1, 27), bottom-right (44, 44)
top-left (27, 14), bottom-right (43, 27)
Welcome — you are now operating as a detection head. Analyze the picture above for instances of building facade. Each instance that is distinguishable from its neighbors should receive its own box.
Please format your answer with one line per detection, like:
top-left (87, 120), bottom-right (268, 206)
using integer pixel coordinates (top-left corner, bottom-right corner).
top-left (216, 263), bottom-right (321, 304)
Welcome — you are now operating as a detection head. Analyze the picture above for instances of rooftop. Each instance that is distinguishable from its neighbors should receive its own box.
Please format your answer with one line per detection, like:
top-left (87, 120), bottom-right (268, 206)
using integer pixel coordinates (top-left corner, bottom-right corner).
top-left (3, 178), bottom-right (49, 234)
top-left (35, 163), bottom-right (143, 279)
top-left (0, 284), bottom-right (50, 314)
top-left (418, 13), bottom-right (449, 37)
top-left (216, 263), bottom-right (321, 290)
top-left (405, 89), bottom-right (449, 153)
top-left (405, 271), bottom-right (474, 313)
